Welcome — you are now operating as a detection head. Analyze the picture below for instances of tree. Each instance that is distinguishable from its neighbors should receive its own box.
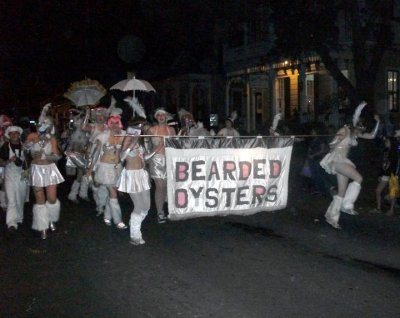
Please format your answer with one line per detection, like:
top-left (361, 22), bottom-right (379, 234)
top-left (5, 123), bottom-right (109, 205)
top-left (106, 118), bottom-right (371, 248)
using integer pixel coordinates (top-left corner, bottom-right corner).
top-left (269, 0), bottom-right (395, 108)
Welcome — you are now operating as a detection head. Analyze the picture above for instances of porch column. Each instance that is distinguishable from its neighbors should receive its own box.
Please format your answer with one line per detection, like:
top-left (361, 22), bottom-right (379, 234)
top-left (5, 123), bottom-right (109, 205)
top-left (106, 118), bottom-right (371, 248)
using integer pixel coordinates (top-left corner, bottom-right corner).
top-left (246, 79), bottom-right (251, 133)
top-left (269, 68), bottom-right (277, 119)
top-left (225, 78), bottom-right (231, 117)
top-left (299, 63), bottom-right (307, 114)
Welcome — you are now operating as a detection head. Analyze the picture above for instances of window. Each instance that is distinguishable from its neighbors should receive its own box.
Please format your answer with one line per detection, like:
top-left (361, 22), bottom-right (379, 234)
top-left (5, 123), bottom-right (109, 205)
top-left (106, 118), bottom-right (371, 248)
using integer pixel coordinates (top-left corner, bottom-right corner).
top-left (387, 70), bottom-right (399, 112)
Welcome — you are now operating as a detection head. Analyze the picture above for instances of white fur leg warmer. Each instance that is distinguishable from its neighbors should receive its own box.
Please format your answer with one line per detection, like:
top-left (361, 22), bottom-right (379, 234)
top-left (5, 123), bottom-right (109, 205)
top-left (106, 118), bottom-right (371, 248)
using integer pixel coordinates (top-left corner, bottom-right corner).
top-left (32, 204), bottom-right (49, 231)
top-left (46, 199), bottom-right (60, 223)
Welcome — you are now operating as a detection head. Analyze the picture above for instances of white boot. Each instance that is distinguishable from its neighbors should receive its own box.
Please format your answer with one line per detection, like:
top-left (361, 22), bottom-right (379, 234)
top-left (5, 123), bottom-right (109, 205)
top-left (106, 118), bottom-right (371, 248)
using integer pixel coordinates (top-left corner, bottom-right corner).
top-left (325, 196), bottom-right (343, 229)
top-left (341, 182), bottom-right (361, 215)
top-left (95, 185), bottom-right (108, 216)
top-left (109, 198), bottom-right (126, 229)
top-left (32, 203), bottom-right (49, 231)
top-left (46, 200), bottom-right (60, 230)
top-left (79, 175), bottom-right (90, 201)
top-left (0, 190), bottom-right (7, 209)
top-left (68, 180), bottom-right (80, 204)
top-left (129, 210), bottom-right (147, 245)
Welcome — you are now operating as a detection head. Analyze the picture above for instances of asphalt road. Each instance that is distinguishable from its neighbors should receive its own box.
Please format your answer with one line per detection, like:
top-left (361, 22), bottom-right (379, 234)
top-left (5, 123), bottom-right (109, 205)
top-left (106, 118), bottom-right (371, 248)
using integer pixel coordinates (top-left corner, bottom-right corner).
top-left (1, 142), bottom-right (400, 317)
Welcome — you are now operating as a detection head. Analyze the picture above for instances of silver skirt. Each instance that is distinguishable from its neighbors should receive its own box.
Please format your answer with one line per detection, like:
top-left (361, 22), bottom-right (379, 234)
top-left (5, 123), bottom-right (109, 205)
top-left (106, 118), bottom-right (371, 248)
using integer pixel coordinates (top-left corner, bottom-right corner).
top-left (30, 163), bottom-right (65, 187)
top-left (94, 162), bottom-right (122, 185)
top-left (117, 168), bottom-right (151, 193)
top-left (148, 154), bottom-right (166, 179)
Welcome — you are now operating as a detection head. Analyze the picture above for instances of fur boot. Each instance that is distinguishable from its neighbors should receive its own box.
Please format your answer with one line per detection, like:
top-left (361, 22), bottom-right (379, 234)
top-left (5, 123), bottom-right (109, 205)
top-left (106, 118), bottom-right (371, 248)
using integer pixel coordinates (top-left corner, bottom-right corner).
top-left (325, 195), bottom-right (343, 229)
top-left (32, 203), bottom-right (49, 231)
top-left (341, 182), bottom-right (361, 215)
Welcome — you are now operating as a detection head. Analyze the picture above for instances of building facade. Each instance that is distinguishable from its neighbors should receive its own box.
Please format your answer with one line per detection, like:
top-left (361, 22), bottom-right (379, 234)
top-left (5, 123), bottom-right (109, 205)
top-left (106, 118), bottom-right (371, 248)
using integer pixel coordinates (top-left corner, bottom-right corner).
top-left (223, 1), bottom-right (400, 133)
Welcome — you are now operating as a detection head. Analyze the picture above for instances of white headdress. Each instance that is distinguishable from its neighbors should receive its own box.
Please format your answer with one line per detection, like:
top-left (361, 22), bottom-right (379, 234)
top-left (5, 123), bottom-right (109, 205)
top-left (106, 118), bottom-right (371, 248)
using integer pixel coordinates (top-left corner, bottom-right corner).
top-left (107, 96), bottom-right (117, 116)
top-left (154, 108), bottom-right (168, 118)
top-left (38, 103), bottom-right (55, 135)
top-left (270, 113), bottom-right (282, 131)
top-left (227, 110), bottom-right (238, 123)
top-left (5, 126), bottom-right (23, 139)
top-left (178, 108), bottom-right (194, 127)
top-left (124, 96), bottom-right (146, 119)
top-left (352, 101), bottom-right (367, 127)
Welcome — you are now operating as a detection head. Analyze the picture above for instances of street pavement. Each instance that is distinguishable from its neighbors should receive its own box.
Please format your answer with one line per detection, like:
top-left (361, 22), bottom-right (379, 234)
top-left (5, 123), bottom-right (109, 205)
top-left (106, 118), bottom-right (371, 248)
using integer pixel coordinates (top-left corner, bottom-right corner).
top-left (1, 142), bottom-right (400, 317)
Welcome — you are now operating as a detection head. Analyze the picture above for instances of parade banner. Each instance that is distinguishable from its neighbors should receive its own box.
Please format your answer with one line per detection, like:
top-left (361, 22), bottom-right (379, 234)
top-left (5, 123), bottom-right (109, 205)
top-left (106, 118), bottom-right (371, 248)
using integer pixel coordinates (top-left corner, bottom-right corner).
top-left (165, 136), bottom-right (294, 220)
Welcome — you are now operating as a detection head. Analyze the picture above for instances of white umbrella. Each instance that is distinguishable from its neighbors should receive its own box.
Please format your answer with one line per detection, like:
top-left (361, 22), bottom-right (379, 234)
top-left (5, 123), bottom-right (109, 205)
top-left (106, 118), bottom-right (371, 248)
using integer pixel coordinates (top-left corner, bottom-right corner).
top-left (110, 77), bottom-right (156, 93)
top-left (64, 79), bottom-right (107, 107)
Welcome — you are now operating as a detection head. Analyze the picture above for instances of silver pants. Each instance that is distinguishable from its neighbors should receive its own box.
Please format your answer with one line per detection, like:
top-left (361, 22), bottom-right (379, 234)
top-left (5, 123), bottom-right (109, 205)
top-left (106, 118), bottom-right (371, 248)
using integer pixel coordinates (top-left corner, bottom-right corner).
top-left (5, 167), bottom-right (27, 229)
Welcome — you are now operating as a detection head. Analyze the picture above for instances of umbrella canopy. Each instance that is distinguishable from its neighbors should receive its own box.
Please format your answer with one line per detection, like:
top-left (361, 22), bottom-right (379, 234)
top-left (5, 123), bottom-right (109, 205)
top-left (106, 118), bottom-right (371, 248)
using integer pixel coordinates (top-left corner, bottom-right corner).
top-left (64, 79), bottom-right (107, 107)
top-left (110, 77), bottom-right (156, 92)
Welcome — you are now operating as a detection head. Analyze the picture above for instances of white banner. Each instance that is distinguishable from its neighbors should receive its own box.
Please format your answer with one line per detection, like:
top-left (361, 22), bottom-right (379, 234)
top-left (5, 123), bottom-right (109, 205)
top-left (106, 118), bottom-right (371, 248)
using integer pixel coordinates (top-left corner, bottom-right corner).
top-left (166, 138), bottom-right (293, 220)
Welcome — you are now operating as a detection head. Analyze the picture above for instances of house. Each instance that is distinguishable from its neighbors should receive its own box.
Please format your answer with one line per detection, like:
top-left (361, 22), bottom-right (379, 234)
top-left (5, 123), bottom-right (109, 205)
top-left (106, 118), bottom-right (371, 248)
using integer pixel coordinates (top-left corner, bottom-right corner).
top-left (223, 1), bottom-right (400, 133)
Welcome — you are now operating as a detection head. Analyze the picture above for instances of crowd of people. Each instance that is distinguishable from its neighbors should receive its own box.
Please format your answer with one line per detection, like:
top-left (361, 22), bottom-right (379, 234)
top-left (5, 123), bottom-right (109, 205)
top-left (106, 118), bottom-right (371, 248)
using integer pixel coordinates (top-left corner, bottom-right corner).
top-left (0, 99), bottom-right (242, 244)
top-left (0, 98), bottom-right (398, 244)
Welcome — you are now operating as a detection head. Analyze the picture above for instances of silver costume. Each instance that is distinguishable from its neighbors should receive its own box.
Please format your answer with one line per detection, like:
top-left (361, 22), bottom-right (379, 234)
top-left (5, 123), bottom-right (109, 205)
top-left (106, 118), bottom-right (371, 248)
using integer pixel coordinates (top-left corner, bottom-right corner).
top-left (117, 168), bottom-right (150, 193)
top-left (94, 162), bottom-right (122, 186)
top-left (320, 134), bottom-right (357, 175)
top-left (148, 154), bottom-right (166, 180)
top-left (117, 145), bottom-right (151, 244)
top-left (28, 140), bottom-right (64, 186)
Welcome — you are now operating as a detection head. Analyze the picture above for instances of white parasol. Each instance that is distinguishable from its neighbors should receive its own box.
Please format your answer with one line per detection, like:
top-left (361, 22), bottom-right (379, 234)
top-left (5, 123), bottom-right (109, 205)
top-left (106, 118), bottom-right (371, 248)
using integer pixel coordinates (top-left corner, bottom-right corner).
top-left (64, 79), bottom-right (107, 107)
top-left (110, 77), bottom-right (156, 96)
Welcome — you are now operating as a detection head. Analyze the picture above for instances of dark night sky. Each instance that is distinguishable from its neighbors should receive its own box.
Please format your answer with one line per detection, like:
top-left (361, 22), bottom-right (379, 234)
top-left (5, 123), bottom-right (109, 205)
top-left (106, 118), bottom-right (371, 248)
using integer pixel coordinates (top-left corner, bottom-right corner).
top-left (0, 0), bottom-right (219, 114)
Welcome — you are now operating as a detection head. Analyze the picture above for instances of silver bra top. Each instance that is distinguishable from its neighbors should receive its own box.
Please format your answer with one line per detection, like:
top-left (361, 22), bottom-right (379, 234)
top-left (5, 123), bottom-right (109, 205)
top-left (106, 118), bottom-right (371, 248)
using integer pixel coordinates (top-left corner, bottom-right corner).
top-left (126, 145), bottom-right (144, 158)
top-left (31, 139), bottom-right (52, 155)
top-left (103, 143), bottom-right (122, 152)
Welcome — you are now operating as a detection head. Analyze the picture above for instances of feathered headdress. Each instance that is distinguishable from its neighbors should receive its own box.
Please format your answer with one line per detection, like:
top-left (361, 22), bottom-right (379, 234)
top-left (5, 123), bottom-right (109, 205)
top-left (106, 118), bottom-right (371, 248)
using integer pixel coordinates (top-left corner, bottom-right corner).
top-left (107, 96), bottom-right (117, 116)
top-left (270, 113), bottom-right (282, 131)
top-left (352, 101), bottom-right (367, 127)
top-left (178, 108), bottom-right (194, 126)
top-left (124, 96), bottom-right (146, 119)
top-left (227, 110), bottom-right (238, 123)
top-left (38, 103), bottom-right (55, 135)
top-left (39, 103), bottom-right (52, 125)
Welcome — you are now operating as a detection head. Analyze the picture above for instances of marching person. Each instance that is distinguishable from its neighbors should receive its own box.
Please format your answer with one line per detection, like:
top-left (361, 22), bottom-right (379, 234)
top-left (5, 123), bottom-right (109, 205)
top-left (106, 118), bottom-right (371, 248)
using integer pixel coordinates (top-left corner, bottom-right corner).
top-left (81, 105), bottom-right (109, 214)
top-left (87, 108), bottom-right (127, 229)
top-left (217, 111), bottom-right (240, 137)
top-left (65, 109), bottom-right (89, 204)
top-left (146, 108), bottom-right (176, 223)
top-left (0, 126), bottom-right (28, 232)
top-left (320, 102), bottom-right (380, 229)
top-left (25, 104), bottom-right (64, 239)
top-left (117, 118), bottom-right (151, 245)
top-left (0, 114), bottom-right (13, 210)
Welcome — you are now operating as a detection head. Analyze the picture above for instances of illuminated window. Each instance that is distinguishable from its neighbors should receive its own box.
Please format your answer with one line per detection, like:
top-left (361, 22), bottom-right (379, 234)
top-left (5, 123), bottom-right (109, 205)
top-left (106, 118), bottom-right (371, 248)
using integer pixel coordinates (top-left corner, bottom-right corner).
top-left (387, 70), bottom-right (399, 112)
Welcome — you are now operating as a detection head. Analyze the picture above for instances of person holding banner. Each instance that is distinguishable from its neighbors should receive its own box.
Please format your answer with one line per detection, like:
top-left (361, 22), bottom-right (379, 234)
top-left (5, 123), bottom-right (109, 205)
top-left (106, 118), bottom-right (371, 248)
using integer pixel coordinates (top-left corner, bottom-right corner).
top-left (320, 102), bottom-right (380, 229)
top-left (117, 118), bottom-right (151, 245)
top-left (217, 111), bottom-right (240, 137)
top-left (146, 108), bottom-right (176, 223)
top-left (87, 108), bottom-right (127, 230)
